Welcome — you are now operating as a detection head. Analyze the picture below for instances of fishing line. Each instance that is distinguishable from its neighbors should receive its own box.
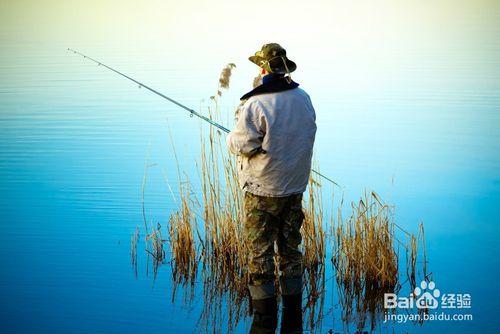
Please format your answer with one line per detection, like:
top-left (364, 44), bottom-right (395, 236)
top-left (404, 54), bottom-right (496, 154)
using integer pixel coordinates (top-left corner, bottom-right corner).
top-left (67, 48), bottom-right (340, 187)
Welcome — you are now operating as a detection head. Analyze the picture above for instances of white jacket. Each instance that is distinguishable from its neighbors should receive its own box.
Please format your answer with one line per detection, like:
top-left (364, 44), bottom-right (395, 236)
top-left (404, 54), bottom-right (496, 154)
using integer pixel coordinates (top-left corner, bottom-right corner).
top-left (226, 87), bottom-right (317, 197)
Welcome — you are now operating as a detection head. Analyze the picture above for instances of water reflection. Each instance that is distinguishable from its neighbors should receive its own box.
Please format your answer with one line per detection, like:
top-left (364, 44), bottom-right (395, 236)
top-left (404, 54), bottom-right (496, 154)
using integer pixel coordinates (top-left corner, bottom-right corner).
top-left (125, 64), bottom-right (430, 332)
top-left (131, 162), bottom-right (428, 333)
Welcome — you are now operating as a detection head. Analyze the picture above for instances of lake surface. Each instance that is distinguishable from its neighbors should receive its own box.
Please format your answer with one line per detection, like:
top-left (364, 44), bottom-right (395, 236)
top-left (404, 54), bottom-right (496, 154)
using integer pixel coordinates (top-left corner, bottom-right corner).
top-left (1, 1), bottom-right (500, 333)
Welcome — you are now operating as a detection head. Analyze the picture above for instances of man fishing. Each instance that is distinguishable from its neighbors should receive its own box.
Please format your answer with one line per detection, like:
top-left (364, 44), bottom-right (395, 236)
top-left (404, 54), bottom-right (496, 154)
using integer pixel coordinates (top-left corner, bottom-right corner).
top-left (227, 43), bottom-right (317, 334)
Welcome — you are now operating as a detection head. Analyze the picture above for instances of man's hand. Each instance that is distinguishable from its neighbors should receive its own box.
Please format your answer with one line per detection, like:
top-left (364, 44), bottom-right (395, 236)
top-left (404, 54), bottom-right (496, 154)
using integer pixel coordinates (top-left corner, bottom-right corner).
top-left (226, 100), bottom-right (267, 157)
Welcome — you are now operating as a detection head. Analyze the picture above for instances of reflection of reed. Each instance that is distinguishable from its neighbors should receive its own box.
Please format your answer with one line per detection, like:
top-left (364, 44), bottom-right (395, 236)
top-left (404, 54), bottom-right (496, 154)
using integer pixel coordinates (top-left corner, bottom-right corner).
top-left (131, 64), bottom-right (429, 333)
top-left (168, 190), bottom-right (198, 302)
top-left (408, 222), bottom-right (429, 324)
top-left (332, 193), bottom-right (397, 330)
top-left (332, 192), bottom-right (428, 331)
top-left (303, 262), bottom-right (326, 330)
top-left (302, 166), bottom-right (328, 331)
top-left (145, 223), bottom-right (166, 279)
top-left (130, 226), bottom-right (139, 278)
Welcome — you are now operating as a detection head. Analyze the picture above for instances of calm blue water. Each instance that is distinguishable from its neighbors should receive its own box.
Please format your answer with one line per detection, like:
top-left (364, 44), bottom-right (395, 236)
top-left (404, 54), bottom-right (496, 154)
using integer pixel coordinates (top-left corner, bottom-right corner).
top-left (1, 3), bottom-right (500, 333)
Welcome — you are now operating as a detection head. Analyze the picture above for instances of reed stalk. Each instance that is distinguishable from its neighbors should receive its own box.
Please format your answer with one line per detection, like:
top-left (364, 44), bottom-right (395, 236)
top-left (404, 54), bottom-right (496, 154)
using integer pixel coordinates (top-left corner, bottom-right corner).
top-left (132, 64), bottom-right (429, 333)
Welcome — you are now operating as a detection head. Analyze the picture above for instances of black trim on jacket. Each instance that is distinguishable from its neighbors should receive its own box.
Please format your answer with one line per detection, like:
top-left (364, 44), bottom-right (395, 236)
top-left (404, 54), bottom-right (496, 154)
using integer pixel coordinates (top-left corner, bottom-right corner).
top-left (240, 75), bottom-right (299, 100)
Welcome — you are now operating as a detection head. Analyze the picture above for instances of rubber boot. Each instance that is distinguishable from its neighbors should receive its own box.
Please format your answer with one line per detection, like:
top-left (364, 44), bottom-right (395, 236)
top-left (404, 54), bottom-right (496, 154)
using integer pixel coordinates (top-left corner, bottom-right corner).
top-left (280, 293), bottom-right (302, 334)
top-left (250, 297), bottom-right (278, 334)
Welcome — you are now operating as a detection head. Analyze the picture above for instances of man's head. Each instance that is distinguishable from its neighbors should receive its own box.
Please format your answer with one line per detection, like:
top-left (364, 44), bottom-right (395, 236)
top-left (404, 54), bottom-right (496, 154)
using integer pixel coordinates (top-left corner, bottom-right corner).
top-left (249, 43), bottom-right (297, 75)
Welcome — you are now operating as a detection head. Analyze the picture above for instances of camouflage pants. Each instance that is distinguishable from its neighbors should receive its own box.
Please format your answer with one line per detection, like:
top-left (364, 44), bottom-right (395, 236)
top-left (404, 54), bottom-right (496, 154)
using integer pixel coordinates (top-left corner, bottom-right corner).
top-left (244, 191), bottom-right (304, 299)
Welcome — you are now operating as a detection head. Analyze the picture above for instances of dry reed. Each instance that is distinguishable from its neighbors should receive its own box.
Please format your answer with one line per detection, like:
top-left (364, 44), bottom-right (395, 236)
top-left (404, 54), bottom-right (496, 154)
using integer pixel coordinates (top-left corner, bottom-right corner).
top-left (131, 63), bottom-right (429, 333)
top-left (168, 192), bottom-right (198, 291)
top-left (218, 63), bottom-right (236, 89)
top-left (332, 191), bottom-right (427, 331)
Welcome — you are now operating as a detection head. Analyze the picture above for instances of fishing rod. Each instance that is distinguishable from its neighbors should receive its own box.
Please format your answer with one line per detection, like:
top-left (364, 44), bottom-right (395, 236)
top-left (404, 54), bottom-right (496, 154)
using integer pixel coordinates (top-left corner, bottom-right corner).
top-left (67, 48), bottom-right (339, 187)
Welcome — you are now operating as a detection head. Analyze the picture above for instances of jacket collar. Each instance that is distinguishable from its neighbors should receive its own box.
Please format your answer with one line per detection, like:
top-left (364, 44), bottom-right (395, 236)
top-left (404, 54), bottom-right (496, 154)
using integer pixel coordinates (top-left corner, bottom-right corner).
top-left (240, 74), bottom-right (299, 100)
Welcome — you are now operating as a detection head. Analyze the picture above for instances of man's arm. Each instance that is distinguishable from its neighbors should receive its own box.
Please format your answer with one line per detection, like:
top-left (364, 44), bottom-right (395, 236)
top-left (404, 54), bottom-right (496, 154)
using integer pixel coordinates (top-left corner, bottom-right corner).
top-left (226, 100), bottom-right (266, 157)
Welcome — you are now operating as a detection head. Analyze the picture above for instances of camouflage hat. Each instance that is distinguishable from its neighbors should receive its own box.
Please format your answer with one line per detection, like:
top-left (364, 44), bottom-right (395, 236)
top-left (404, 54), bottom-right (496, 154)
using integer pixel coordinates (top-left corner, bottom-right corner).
top-left (249, 43), bottom-right (297, 74)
